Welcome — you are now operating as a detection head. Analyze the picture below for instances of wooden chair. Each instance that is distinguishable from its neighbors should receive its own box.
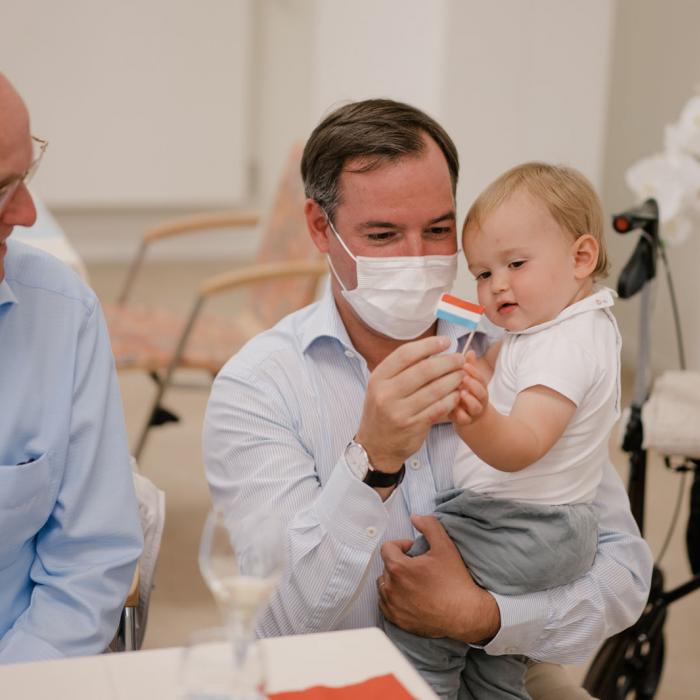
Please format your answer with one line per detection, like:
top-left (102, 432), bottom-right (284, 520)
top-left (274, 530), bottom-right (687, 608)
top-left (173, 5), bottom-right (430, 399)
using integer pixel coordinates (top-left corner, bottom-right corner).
top-left (119, 565), bottom-right (140, 651)
top-left (104, 144), bottom-right (327, 458)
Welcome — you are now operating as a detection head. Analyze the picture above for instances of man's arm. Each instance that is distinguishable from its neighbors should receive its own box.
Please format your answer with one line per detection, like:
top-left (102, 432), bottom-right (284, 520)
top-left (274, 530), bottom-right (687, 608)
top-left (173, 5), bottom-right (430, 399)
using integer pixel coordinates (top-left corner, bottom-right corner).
top-left (204, 367), bottom-right (392, 636)
top-left (204, 336), bottom-right (466, 636)
top-left (0, 302), bottom-right (143, 663)
top-left (379, 515), bottom-right (502, 643)
top-left (380, 461), bottom-right (652, 662)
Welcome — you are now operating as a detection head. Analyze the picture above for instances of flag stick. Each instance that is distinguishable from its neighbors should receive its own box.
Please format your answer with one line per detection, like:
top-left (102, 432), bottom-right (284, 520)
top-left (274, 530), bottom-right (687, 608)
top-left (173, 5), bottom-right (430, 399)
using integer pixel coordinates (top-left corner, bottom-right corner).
top-left (462, 329), bottom-right (476, 357)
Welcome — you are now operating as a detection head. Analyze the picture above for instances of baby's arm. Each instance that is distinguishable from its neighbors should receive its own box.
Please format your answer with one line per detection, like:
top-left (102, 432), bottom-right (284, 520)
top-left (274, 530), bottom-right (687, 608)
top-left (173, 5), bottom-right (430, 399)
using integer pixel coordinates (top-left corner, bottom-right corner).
top-left (452, 352), bottom-right (576, 472)
top-left (473, 338), bottom-right (501, 383)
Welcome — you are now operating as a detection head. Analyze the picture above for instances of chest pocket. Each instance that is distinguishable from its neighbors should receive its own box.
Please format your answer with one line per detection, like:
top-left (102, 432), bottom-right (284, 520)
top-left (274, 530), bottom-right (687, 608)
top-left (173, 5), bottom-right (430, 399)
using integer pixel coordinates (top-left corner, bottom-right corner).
top-left (0, 452), bottom-right (53, 564)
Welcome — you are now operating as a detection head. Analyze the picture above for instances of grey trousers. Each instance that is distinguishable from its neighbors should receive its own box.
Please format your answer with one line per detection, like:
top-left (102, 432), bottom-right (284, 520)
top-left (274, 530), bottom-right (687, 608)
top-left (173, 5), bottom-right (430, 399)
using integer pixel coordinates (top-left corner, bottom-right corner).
top-left (385, 488), bottom-right (597, 700)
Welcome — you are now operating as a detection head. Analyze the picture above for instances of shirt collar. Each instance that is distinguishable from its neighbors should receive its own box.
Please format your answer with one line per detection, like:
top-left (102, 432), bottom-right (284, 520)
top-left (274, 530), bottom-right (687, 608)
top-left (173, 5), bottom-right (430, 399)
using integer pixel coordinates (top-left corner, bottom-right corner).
top-left (301, 281), bottom-right (355, 353)
top-left (509, 286), bottom-right (616, 337)
top-left (0, 279), bottom-right (18, 308)
top-left (301, 281), bottom-right (489, 355)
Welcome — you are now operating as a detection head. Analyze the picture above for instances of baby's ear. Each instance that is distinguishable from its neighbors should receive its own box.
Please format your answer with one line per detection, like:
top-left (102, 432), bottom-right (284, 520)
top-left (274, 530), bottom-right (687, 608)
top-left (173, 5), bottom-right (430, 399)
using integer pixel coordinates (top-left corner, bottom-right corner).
top-left (572, 234), bottom-right (599, 279)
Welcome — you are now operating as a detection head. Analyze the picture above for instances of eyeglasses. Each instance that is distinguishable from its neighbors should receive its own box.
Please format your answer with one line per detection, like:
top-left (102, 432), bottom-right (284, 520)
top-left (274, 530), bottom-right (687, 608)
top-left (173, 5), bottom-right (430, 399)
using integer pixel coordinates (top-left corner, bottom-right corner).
top-left (0, 136), bottom-right (48, 217)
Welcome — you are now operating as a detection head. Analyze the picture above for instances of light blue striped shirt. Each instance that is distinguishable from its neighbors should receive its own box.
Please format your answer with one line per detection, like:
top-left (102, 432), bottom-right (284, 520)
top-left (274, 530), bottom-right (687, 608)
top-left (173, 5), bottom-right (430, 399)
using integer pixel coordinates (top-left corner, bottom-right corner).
top-left (0, 241), bottom-right (143, 663)
top-left (203, 287), bottom-right (652, 663)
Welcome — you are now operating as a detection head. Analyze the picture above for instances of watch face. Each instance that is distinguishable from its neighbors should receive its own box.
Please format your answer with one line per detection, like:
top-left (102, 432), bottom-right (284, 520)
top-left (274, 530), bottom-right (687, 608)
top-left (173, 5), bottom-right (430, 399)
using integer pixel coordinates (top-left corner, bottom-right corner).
top-left (345, 442), bottom-right (369, 480)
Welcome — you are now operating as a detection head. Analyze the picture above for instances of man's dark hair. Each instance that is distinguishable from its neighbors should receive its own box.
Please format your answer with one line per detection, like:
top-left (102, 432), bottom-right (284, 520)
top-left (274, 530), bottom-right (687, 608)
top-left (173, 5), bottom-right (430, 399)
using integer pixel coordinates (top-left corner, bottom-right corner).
top-left (301, 98), bottom-right (459, 220)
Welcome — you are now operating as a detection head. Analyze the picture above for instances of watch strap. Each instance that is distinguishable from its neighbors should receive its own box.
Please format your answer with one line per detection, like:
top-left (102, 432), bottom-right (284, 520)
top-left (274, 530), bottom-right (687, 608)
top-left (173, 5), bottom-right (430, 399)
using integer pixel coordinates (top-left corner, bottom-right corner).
top-left (363, 461), bottom-right (406, 488)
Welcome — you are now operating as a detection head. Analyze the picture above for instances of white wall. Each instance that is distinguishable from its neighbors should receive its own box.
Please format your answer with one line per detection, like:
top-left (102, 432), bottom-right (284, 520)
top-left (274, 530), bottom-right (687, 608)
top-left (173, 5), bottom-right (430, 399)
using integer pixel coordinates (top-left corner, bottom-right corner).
top-left (5, 0), bottom-right (252, 208)
top-left (272, 0), bottom-right (613, 300)
top-left (252, 0), bottom-right (700, 373)
top-left (311, 0), bottom-right (449, 119)
top-left (250, 0), bottom-right (315, 209)
top-left (7, 1), bottom-right (621, 286)
top-left (19, 1), bottom-right (697, 371)
top-left (444, 0), bottom-right (614, 202)
top-left (443, 0), bottom-right (615, 299)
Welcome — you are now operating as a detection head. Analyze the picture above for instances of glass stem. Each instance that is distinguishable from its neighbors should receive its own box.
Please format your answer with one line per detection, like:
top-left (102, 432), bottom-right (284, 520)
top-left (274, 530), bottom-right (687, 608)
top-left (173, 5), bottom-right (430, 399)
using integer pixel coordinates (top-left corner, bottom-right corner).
top-left (228, 613), bottom-right (257, 668)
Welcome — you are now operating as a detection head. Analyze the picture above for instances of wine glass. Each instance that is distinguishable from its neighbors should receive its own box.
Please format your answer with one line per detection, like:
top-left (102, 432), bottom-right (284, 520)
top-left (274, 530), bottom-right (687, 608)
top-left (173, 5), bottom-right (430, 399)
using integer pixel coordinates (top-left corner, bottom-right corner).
top-left (179, 627), bottom-right (239, 700)
top-left (198, 507), bottom-right (285, 699)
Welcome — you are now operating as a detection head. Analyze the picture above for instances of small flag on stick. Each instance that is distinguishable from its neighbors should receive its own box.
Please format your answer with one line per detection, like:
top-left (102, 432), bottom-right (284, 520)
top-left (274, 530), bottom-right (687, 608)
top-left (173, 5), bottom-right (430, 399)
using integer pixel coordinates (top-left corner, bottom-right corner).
top-left (435, 294), bottom-right (485, 356)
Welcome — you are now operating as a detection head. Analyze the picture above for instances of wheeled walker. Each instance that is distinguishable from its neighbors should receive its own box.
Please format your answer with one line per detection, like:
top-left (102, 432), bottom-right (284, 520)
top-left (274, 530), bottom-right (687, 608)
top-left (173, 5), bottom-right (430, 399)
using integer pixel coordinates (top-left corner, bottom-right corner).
top-left (582, 199), bottom-right (700, 699)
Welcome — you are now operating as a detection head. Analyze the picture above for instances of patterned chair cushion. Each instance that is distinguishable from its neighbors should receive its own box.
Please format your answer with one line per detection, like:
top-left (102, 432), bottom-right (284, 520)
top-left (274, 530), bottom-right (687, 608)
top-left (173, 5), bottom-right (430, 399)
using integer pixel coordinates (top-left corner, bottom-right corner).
top-left (105, 304), bottom-right (267, 375)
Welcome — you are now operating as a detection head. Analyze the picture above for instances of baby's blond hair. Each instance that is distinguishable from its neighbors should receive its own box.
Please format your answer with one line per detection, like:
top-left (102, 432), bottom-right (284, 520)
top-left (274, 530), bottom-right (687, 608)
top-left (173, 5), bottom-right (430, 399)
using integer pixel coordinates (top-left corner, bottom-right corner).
top-left (463, 162), bottom-right (609, 279)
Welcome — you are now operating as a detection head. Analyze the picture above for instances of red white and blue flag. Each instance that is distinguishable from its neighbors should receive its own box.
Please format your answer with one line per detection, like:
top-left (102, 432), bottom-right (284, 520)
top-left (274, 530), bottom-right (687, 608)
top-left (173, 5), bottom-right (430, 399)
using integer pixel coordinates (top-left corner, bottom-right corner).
top-left (435, 294), bottom-right (484, 331)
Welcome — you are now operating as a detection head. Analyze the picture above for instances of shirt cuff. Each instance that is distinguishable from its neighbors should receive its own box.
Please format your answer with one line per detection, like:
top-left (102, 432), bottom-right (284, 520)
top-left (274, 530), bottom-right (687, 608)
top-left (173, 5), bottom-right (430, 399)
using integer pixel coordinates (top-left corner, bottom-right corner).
top-left (313, 455), bottom-right (391, 551)
top-left (480, 591), bottom-right (552, 657)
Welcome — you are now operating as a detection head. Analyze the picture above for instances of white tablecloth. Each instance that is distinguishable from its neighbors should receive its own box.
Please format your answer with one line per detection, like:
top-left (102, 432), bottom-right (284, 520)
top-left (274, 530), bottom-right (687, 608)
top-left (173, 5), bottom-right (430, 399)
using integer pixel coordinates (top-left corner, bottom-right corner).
top-left (0, 627), bottom-right (438, 699)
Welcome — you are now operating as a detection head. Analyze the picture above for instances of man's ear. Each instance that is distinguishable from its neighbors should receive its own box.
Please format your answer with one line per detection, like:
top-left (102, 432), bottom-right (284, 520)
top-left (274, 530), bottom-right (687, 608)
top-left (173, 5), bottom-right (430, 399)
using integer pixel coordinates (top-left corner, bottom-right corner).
top-left (572, 234), bottom-right (599, 279)
top-left (305, 199), bottom-right (331, 254)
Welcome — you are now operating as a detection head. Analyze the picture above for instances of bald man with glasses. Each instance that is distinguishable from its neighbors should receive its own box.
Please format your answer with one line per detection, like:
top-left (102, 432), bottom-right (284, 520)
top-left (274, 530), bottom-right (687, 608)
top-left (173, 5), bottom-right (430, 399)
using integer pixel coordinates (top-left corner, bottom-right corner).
top-left (0, 73), bottom-right (142, 663)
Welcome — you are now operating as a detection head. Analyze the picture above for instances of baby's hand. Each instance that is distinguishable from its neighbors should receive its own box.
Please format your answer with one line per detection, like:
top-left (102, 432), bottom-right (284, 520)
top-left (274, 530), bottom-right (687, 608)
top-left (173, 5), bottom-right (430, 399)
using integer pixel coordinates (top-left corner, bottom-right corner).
top-left (448, 351), bottom-right (489, 427)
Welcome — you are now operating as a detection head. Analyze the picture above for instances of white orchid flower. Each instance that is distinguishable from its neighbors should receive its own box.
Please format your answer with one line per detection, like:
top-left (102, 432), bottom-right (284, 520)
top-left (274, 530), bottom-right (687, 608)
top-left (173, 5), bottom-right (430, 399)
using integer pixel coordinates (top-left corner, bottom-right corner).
top-left (674, 95), bottom-right (700, 158)
top-left (665, 123), bottom-right (687, 157)
top-left (625, 93), bottom-right (700, 246)
top-left (626, 154), bottom-right (686, 221)
top-left (661, 214), bottom-right (693, 245)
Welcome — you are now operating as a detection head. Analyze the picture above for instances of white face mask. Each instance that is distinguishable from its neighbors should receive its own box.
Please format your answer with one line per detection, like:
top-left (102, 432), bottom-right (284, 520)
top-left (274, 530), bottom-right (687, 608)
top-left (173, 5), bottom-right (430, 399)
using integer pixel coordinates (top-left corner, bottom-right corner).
top-left (325, 216), bottom-right (458, 340)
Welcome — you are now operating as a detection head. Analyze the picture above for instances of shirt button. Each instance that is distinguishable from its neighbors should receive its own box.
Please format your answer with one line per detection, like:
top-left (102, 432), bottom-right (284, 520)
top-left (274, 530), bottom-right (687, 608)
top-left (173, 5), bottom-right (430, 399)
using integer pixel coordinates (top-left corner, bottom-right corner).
top-left (366, 526), bottom-right (377, 537)
top-left (505, 646), bottom-right (517, 653)
top-left (410, 459), bottom-right (421, 470)
top-left (344, 349), bottom-right (355, 358)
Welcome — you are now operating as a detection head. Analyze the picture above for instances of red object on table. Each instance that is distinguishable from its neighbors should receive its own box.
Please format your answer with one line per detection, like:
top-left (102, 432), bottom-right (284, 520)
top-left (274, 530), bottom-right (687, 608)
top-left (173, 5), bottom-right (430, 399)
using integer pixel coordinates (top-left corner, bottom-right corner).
top-left (269, 673), bottom-right (415, 699)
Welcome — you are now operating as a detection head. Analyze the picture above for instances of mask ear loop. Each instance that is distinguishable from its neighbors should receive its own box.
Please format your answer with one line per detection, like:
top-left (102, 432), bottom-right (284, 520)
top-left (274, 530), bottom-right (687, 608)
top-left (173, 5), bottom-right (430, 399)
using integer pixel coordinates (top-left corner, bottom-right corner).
top-left (323, 210), bottom-right (355, 292)
top-left (325, 254), bottom-right (349, 293)
top-left (324, 211), bottom-right (357, 262)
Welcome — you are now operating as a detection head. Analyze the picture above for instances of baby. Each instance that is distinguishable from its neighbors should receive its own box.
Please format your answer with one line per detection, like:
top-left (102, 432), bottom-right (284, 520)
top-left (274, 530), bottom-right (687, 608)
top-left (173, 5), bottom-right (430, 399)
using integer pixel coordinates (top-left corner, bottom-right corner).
top-left (385, 162), bottom-right (621, 700)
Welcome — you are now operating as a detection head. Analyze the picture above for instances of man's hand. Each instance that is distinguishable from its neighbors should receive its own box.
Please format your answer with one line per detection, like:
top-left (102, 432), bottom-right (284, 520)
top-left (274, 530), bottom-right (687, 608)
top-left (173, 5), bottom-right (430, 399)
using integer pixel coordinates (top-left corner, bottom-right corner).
top-left (377, 515), bottom-right (501, 643)
top-left (355, 336), bottom-right (465, 472)
top-left (448, 350), bottom-right (489, 428)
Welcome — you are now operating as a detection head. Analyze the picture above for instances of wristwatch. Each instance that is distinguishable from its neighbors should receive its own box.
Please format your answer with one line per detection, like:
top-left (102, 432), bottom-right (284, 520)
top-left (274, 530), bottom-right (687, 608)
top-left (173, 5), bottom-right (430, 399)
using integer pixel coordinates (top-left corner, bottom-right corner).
top-left (344, 440), bottom-right (406, 488)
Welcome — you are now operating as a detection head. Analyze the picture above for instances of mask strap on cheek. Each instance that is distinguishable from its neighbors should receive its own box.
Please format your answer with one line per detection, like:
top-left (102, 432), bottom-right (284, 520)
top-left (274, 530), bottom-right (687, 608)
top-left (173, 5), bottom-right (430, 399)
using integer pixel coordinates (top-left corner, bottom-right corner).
top-left (323, 210), bottom-right (356, 292)
top-left (325, 254), bottom-right (349, 293)
top-left (324, 211), bottom-right (357, 263)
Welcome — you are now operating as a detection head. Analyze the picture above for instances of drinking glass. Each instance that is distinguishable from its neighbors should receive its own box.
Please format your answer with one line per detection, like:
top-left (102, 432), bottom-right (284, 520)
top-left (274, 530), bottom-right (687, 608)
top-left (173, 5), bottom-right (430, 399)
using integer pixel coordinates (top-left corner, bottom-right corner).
top-left (198, 507), bottom-right (285, 699)
top-left (179, 627), bottom-right (240, 700)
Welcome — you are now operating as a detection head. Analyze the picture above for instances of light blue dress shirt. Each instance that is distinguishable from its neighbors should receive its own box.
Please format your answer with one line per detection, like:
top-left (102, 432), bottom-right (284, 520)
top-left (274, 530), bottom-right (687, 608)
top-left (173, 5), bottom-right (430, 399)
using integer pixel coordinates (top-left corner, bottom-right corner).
top-left (203, 286), bottom-right (652, 664)
top-left (0, 240), bottom-right (143, 664)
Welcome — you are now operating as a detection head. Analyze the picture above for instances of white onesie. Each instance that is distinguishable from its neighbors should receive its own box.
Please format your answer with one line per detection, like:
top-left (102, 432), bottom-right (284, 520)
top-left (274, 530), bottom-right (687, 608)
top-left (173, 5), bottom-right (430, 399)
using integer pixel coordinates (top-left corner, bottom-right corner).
top-left (452, 287), bottom-right (621, 505)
